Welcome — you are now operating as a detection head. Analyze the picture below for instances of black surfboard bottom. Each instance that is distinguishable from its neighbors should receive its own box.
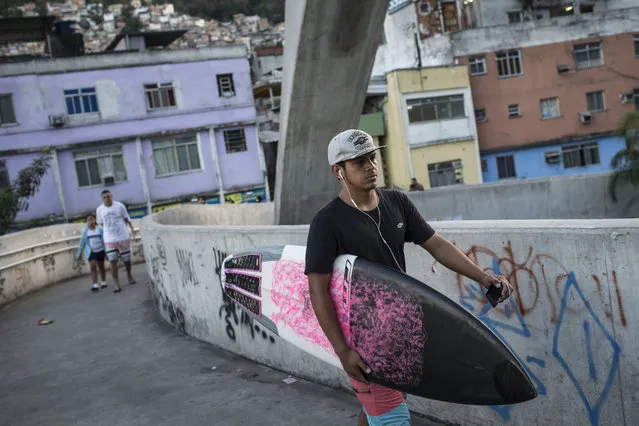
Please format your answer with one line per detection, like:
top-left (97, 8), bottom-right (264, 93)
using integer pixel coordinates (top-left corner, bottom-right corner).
top-left (348, 257), bottom-right (537, 406)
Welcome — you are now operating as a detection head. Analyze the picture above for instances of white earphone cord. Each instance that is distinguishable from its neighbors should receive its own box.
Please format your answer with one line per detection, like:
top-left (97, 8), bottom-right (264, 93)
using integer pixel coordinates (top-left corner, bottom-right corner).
top-left (340, 170), bottom-right (403, 272)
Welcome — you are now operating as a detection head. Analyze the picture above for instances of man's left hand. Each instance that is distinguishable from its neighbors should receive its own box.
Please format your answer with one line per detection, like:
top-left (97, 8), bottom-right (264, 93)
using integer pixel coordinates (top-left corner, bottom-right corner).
top-left (480, 274), bottom-right (514, 305)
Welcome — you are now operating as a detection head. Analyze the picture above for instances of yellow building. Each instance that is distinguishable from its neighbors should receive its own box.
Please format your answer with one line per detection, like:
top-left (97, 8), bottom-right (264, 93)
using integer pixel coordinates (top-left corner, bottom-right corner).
top-left (383, 66), bottom-right (482, 190)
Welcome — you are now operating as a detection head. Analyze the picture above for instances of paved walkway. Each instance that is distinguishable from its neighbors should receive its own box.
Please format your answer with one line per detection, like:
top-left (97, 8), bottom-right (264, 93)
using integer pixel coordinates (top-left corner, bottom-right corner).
top-left (0, 264), bottom-right (438, 426)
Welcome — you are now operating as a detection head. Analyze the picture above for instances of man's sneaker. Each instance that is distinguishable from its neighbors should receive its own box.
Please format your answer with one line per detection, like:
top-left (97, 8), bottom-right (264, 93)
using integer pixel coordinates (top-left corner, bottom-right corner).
top-left (91, 284), bottom-right (99, 292)
top-left (100, 282), bottom-right (108, 289)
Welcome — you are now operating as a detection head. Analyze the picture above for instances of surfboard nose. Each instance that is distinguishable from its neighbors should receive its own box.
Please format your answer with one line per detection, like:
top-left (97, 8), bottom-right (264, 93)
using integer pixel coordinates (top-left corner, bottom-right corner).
top-left (493, 360), bottom-right (538, 403)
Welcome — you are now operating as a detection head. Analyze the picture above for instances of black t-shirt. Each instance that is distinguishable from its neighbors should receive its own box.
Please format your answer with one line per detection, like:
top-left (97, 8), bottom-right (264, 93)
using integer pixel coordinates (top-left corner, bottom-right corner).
top-left (304, 189), bottom-right (436, 275)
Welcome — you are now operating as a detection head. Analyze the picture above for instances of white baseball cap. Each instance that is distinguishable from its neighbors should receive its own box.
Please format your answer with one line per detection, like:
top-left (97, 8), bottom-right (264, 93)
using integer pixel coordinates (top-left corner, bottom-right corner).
top-left (327, 129), bottom-right (386, 166)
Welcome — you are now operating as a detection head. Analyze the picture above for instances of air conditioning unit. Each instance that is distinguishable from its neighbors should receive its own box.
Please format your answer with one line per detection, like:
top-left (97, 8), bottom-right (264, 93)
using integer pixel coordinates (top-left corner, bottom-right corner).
top-left (556, 64), bottom-right (570, 74)
top-left (49, 114), bottom-right (67, 127)
top-left (579, 112), bottom-right (592, 124)
top-left (620, 92), bottom-right (635, 104)
top-left (544, 151), bottom-right (561, 164)
top-left (103, 175), bottom-right (115, 186)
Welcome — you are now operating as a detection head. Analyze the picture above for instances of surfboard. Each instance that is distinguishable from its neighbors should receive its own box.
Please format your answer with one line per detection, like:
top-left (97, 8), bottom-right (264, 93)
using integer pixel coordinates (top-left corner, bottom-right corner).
top-left (220, 244), bottom-right (537, 405)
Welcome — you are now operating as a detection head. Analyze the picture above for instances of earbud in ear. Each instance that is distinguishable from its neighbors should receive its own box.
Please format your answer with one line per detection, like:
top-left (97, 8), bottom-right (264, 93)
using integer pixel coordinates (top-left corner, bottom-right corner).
top-left (339, 170), bottom-right (344, 180)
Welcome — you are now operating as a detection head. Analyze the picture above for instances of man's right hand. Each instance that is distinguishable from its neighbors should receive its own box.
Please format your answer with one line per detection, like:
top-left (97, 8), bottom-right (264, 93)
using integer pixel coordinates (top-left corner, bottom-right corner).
top-left (336, 348), bottom-right (371, 383)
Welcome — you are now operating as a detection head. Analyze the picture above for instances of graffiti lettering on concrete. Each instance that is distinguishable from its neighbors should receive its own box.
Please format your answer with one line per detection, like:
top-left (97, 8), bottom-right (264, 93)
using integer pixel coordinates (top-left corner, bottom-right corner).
top-left (218, 292), bottom-right (275, 344)
top-left (176, 249), bottom-right (199, 287)
top-left (438, 241), bottom-right (627, 329)
top-left (212, 247), bottom-right (228, 283)
top-left (440, 242), bottom-right (624, 425)
top-left (42, 254), bottom-right (55, 272)
top-left (0, 277), bottom-right (5, 298)
top-left (147, 239), bottom-right (187, 334)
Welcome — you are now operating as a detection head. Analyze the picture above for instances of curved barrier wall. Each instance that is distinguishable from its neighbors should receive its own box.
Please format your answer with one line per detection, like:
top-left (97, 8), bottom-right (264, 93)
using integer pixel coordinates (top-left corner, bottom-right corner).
top-left (140, 204), bottom-right (639, 426)
top-left (0, 221), bottom-right (145, 308)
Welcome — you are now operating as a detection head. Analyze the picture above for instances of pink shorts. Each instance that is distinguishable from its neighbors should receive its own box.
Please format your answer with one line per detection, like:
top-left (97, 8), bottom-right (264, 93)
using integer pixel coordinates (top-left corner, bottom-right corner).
top-left (349, 377), bottom-right (408, 419)
top-left (105, 240), bottom-right (131, 262)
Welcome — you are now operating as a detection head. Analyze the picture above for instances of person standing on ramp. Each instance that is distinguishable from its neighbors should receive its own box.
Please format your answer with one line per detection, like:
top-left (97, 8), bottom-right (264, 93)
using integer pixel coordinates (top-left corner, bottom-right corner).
top-left (304, 129), bottom-right (514, 426)
top-left (97, 190), bottom-right (136, 293)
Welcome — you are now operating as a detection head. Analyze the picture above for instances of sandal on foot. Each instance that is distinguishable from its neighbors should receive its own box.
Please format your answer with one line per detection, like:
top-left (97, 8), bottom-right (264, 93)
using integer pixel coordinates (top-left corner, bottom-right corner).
top-left (113, 288), bottom-right (122, 293)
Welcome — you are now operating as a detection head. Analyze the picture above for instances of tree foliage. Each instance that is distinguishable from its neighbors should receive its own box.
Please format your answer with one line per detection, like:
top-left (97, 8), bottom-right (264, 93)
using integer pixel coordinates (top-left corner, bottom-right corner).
top-left (0, 149), bottom-right (53, 236)
top-left (609, 110), bottom-right (639, 203)
top-left (169, 0), bottom-right (284, 23)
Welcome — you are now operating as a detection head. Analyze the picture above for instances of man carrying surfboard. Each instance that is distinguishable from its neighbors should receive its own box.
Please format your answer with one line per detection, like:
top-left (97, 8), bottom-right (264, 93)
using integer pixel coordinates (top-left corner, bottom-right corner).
top-left (305, 129), bottom-right (514, 426)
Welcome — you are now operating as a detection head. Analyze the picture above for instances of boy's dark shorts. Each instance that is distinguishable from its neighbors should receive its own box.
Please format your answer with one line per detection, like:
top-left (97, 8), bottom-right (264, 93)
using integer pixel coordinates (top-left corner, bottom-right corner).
top-left (88, 251), bottom-right (106, 262)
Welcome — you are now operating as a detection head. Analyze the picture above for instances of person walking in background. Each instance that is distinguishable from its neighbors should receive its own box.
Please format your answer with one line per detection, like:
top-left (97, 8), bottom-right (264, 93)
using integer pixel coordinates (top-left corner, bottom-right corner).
top-left (409, 178), bottom-right (424, 191)
top-left (75, 213), bottom-right (108, 292)
top-left (198, 196), bottom-right (206, 205)
top-left (96, 190), bottom-right (136, 293)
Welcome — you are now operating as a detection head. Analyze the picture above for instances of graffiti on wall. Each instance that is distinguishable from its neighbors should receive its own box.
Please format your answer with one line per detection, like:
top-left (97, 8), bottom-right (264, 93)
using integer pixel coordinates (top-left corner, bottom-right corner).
top-left (176, 249), bottom-right (199, 287)
top-left (148, 237), bottom-right (187, 334)
top-left (434, 242), bottom-right (624, 425)
top-left (213, 247), bottom-right (275, 344)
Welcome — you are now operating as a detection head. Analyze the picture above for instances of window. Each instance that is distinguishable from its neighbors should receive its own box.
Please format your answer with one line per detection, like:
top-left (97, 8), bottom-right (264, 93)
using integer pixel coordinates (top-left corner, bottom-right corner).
top-left (508, 104), bottom-right (520, 118)
top-left (586, 91), bottom-right (605, 112)
top-left (217, 74), bottom-right (235, 97)
top-left (562, 142), bottom-right (600, 168)
top-left (428, 159), bottom-right (463, 188)
top-left (635, 35), bottom-right (639, 57)
top-left (468, 56), bottom-right (486, 76)
top-left (418, 0), bottom-right (431, 15)
top-left (74, 146), bottom-right (127, 187)
top-left (574, 42), bottom-right (602, 69)
top-left (496, 50), bottom-right (523, 78)
top-left (0, 160), bottom-right (9, 188)
top-left (540, 97), bottom-right (560, 119)
top-left (224, 129), bottom-right (248, 153)
top-left (507, 11), bottom-right (523, 23)
top-left (496, 155), bottom-right (516, 179)
top-left (152, 135), bottom-right (201, 176)
top-left (475, 108), bottom-right (487, 122)
top-left (407, 95), bottom-right (465, 124)
top-left (64, 87), bottom-right (99, 115)
top-left (0, 94), bottom-right (17, 125)
top-left (144, 82), bottom-right (176, 110)
top-left (481, 159), bottom-right (488, 173)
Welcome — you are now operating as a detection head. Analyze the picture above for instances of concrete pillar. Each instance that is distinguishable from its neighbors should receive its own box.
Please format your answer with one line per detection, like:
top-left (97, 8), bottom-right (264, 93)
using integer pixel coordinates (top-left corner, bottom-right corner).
top-left (208, 127), bottom-right (225, 204)
top-left (274, 0), bottom-right (390, 225)
top-left (135, 137), bottom-right (153, 215)
top-left (51, 149), bottom-right (68, 221)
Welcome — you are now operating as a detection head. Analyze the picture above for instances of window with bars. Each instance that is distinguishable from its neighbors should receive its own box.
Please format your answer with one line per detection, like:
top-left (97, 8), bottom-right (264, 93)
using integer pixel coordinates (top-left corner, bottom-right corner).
top-left (508, 104), bottom-right (521, 118)
top-left (496, 50), bottom-right (523, 78)
top-left (540, 97), bottom-right (560, 119)
top-left (217, 74), bottom-right (235, 97)
top-left (73, 146), bottom-right (127, 187)
top-left (574, 42), bottom-right (603, 69)
top-left (144, 82), bottom-right (177, 110)
top-left (406, 94), bottom-right (465, 124)
top-left (507, 11), bottom-right (523, 23)
top-left (65, 87), bottom-right (99, 115)
top-left (562, 142), bottom-right (600, 168)
top-left (224, 129), bottom-right (248, 153)
top-left (468, 57), bottom-right (486, 76)
top-left (0, 160), bottom-right (10, 188)
top-left (496, 155), bottom-right (516, 179)
top-left (475, 108), bottom-right (487, 122)
top-left (586, 91), bottom-right (605, 112)
top-left (0, 94), bottom-right (17, 125)
top-left (428, 159), bottom-right (463, 188)
top-left (152, 136), bottom-right (201, 176)
top-left (418, 0), bottom-right (431, 15)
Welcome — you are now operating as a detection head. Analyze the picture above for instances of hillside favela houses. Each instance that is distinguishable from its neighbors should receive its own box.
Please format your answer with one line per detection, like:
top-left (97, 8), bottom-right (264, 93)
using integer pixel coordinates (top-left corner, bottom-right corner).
top-left (0, 17), bottom-right (268, 229)
top-left (372, 0), bottom-right (639, 188)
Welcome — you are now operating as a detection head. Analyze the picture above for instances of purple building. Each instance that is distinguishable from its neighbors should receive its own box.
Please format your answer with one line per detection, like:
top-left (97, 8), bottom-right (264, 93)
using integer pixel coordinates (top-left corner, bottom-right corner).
top-left (0, 32), bottom-right (268, 227)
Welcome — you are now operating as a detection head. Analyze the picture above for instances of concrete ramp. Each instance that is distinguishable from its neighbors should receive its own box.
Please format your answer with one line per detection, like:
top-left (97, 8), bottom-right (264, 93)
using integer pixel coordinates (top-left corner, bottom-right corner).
top-left (140, 203), bottom-right (639, 425)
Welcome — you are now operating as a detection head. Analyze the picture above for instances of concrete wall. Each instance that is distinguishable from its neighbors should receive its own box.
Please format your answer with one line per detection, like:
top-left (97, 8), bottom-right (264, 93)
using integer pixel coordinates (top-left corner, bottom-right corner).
top-left (0, 221), bottom-right (144, 308)
top-left (139, 204), bottom-right (639, 425)
top-left (408, 172), bottom-right (639, 221)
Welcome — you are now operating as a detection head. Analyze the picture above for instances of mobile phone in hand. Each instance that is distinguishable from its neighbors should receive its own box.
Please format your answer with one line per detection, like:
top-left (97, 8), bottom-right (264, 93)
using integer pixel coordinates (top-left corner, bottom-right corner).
top-left (486, 284), bottom-right (502, 308)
